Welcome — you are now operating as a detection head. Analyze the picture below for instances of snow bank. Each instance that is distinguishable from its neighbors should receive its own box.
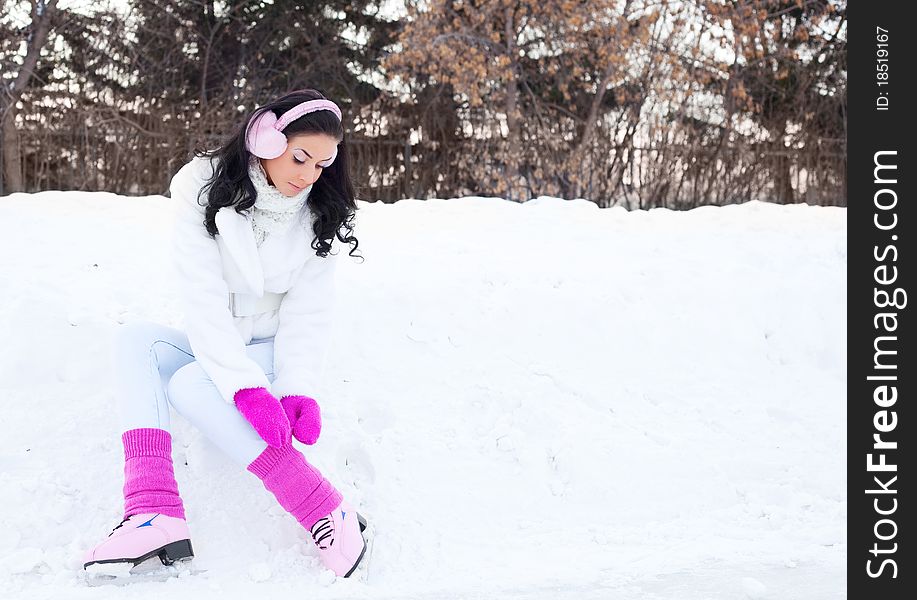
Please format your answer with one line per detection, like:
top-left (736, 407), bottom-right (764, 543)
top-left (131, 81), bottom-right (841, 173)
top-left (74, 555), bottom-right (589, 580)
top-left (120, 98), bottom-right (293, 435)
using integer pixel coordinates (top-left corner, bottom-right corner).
top-left (0, 192), bottom-right (846, 599)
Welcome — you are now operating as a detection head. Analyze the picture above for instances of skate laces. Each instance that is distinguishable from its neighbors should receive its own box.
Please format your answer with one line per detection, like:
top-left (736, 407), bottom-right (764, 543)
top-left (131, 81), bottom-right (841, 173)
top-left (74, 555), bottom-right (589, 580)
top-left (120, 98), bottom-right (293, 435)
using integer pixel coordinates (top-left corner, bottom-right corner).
top-left (310, 516), bottom-right (334, 549)
top-left (108, 517), bottom-right (130, 536)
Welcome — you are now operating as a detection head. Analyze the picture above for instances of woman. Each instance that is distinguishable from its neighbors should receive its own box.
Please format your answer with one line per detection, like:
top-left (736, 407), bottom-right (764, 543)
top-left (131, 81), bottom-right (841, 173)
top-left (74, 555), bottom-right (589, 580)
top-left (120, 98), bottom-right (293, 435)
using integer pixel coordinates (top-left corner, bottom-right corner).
top-left (82, 88), bottom-right (368, 579)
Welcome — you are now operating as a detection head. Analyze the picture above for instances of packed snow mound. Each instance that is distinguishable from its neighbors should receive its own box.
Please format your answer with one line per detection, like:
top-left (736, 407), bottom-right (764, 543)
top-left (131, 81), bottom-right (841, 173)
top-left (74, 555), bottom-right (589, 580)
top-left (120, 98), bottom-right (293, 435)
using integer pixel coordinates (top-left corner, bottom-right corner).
top-left (0, 192), bottom-right (846, 599)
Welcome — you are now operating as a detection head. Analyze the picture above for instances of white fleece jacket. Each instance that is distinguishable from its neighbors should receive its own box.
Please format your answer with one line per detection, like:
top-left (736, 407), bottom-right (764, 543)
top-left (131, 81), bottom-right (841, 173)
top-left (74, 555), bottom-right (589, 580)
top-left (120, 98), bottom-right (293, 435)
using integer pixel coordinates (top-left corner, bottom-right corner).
top-left (169, 154), bottom-right (339, 404)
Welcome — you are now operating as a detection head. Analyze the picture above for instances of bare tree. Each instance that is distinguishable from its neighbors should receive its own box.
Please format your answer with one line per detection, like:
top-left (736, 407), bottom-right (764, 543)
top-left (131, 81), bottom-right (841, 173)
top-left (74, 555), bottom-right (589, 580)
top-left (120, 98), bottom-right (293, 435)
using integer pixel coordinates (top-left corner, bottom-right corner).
top-left (1, 0), bottom-right (846, 207)
top-left (1, 0), bottom-right (58, 194)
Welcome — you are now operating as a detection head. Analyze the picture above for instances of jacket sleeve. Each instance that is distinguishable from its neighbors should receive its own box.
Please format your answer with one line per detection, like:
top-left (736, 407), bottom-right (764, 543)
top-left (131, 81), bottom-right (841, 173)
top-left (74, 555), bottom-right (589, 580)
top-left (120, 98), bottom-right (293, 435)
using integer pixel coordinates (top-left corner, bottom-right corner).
top-left (269, 241), bottom-right (340, 401)
top-left (169, 156), bottom-right (272, 404)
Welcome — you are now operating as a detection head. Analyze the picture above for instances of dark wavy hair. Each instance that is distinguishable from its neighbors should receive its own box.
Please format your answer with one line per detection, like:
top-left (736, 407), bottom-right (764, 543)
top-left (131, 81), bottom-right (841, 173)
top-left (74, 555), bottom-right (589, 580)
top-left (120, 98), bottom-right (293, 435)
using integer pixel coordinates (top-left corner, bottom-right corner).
top-left (193, 88), bottom-right (360, 259)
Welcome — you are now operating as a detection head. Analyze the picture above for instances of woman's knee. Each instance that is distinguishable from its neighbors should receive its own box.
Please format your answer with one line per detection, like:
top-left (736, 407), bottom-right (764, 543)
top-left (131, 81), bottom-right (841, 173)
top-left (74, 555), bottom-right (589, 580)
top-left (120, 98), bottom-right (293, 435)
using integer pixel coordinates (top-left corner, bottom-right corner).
top-left (112, 321), bottom-right (184, 357)
top-left (112, 321), bottom-right (192, 371)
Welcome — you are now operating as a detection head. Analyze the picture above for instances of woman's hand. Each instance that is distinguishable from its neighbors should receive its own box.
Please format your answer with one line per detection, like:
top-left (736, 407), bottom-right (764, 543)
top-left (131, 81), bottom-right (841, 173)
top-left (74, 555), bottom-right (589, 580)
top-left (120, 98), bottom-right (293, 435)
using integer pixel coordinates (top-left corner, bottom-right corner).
top-left (234, 387), bottom-right (292, 448)
top-left (279, 395), bottom-right (322, 445)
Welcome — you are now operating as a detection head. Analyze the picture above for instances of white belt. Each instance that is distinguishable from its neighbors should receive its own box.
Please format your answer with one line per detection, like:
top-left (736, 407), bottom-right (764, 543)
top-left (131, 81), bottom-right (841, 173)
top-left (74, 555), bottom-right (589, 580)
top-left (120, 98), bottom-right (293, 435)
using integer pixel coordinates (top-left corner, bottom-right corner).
top-left (229, 291), bottom-right (286, 317)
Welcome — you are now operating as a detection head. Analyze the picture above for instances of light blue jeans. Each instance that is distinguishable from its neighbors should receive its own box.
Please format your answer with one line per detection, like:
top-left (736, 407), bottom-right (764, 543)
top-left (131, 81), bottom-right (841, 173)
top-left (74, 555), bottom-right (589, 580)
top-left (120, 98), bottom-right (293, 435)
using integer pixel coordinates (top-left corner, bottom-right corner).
top-left (112, 320), bottom-right (271, 466)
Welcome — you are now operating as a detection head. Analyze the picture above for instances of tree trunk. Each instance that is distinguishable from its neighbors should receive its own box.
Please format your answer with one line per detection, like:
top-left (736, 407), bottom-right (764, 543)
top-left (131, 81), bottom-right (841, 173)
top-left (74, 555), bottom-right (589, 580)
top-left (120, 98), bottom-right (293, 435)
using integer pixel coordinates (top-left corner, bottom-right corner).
top-left (503, 5), bottom-right (522, 202)
top-left (1, 109), bottom-right (23, 194)
top-left (2, 0), bottom-right (59, 194)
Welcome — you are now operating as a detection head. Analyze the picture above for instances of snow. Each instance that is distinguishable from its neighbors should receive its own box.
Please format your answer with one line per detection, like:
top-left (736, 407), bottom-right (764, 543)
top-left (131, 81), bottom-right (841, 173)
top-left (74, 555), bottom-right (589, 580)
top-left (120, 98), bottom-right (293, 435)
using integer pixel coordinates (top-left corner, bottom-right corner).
top-left (0, 191), bottom-right (846, 599)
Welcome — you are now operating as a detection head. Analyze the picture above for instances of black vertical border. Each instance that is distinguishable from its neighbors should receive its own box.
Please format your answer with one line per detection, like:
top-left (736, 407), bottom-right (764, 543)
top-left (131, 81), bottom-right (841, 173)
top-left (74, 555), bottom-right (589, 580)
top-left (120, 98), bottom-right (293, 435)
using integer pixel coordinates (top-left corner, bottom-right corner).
top-left (849, 4), bottom-right (913, 598)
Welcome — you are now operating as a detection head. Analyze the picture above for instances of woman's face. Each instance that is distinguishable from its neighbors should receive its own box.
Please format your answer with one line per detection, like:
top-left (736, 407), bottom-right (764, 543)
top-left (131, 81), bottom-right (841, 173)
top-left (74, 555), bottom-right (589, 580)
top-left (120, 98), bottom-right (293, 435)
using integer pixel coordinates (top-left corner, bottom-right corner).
top-left (259, 133), bottom-right (339, 197)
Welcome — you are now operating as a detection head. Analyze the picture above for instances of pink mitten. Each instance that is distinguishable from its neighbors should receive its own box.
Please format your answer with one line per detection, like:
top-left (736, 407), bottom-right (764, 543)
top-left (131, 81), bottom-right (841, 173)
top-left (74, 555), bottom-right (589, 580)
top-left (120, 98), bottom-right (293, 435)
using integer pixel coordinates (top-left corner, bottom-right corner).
top-left (279, 395), bottom-right (322, 445)
top-left (234, 387), bottom-right (291, 448)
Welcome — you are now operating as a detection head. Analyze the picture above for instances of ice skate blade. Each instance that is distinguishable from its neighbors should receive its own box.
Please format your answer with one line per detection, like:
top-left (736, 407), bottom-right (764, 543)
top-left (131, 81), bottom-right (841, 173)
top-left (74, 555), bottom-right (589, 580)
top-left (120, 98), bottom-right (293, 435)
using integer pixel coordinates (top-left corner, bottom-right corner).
top-left (84, 558), bottom-right (203, 587)
top-left (84, 538), bottom-right (194, 572)
top-left (347, 517), bottom-right (375, 582)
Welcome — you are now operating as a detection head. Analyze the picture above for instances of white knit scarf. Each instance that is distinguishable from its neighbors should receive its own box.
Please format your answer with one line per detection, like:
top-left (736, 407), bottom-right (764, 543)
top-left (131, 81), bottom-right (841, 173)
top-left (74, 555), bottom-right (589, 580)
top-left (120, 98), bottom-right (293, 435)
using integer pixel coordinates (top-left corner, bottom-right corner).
top-left (247, 156), bottom-right (313, 247)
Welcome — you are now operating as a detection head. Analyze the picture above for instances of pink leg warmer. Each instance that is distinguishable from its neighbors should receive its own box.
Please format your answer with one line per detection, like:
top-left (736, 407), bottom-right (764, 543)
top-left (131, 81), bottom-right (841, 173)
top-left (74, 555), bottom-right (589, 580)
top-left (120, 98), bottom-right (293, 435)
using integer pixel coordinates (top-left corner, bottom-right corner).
top-left (122, 428), bottom-right (186, 520)
top-left (247, 444), bottom-right (342, 531)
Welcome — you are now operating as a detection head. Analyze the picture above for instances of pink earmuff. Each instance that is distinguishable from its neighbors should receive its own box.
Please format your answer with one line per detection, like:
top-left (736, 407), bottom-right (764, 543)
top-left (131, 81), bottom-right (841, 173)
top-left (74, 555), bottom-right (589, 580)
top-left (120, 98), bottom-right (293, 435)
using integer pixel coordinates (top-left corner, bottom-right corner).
top-left (245, 99), bottom-right (342, 162)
